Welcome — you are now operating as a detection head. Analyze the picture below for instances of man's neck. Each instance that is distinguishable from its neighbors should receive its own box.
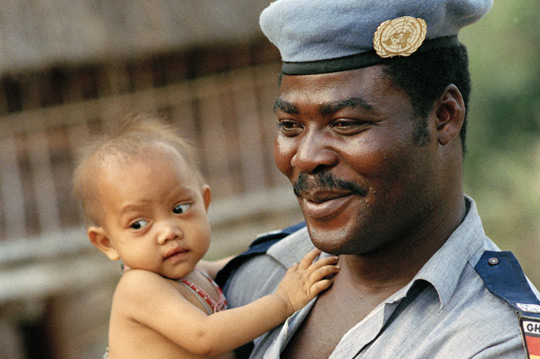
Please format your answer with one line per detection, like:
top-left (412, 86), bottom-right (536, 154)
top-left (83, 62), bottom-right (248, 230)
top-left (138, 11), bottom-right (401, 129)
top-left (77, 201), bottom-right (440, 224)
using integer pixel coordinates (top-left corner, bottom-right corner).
top-left (340, 196), bottom-right (467, 289)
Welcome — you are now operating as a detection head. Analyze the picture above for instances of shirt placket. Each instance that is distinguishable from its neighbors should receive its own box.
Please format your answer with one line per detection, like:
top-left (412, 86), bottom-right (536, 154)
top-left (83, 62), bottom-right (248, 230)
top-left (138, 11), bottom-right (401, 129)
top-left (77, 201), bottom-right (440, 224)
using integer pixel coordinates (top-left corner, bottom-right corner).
top-left (330, 294), bottom-right (405, 358)
top-left (259, 298), bottom-right (317, 358)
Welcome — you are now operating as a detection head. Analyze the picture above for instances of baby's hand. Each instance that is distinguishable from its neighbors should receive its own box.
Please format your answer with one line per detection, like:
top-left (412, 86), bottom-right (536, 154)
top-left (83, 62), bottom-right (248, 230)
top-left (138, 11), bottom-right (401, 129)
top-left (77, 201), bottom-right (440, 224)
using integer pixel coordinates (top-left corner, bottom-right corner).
top-left (274, 249), bottom-right (339, 313)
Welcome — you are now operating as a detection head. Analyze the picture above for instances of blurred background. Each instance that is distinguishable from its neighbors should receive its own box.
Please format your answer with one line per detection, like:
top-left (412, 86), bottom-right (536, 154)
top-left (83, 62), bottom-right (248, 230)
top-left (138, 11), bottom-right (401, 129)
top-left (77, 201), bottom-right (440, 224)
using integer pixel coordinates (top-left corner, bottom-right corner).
top-left (0, 0), bottom-right (538, 358)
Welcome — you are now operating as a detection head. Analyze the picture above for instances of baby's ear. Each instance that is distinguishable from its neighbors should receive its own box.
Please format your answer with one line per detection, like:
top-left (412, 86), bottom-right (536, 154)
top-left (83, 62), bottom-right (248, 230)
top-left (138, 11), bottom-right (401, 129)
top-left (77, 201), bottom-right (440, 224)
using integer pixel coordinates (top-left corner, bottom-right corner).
top-left (88, 226), bottom-right (120, 261)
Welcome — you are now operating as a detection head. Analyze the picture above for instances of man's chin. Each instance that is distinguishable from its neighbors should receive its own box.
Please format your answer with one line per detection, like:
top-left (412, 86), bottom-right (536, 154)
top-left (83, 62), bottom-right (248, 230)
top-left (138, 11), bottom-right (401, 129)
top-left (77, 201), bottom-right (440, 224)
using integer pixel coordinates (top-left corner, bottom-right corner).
top-left (306, 225), bottom-right (351, 254)
top-left (306, 224), bottom-right (385, 256)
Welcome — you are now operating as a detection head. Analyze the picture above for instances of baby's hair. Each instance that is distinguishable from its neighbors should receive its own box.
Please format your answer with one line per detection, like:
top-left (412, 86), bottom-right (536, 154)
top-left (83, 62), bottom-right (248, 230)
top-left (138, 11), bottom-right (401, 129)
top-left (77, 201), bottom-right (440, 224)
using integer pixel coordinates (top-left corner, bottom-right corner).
top-left (72, 113), bottom-right (203, 225)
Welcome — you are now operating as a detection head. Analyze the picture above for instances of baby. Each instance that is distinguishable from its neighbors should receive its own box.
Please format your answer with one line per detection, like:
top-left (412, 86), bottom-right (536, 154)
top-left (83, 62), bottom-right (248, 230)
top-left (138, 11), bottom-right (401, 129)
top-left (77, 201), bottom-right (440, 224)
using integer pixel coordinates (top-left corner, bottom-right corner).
top-left (72, 115), bottom-right (339, 358)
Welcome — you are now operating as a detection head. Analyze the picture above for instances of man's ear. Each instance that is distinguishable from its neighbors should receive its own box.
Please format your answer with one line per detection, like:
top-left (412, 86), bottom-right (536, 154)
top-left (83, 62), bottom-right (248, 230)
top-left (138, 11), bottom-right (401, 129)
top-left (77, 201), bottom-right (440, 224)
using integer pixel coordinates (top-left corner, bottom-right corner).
top-left (435, 84), bottom-right (465, 146)
top-left (201, 184), bottom-right (212, 212)
top-left (88, 226), bottom-right (120, 261)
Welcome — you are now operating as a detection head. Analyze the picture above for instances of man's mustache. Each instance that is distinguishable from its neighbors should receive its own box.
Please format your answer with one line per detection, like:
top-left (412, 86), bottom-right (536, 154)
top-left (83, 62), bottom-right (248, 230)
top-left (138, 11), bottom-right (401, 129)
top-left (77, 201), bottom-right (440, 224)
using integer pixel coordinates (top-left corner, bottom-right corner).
top-left (293, 172), bottom-right (369, 197)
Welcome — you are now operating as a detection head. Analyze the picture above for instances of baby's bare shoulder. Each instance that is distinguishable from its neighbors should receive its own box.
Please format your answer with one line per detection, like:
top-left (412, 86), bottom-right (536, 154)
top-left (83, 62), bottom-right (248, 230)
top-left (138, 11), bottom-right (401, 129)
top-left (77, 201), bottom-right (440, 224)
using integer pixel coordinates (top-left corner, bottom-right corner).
top-left (115, 270), bottom-right (171, 299)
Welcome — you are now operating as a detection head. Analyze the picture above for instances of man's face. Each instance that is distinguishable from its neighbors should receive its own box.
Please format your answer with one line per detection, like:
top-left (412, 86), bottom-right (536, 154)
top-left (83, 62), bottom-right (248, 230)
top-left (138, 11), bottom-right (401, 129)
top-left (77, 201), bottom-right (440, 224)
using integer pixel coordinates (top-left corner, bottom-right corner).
top-left (273, 65), bottom-right (442, 255)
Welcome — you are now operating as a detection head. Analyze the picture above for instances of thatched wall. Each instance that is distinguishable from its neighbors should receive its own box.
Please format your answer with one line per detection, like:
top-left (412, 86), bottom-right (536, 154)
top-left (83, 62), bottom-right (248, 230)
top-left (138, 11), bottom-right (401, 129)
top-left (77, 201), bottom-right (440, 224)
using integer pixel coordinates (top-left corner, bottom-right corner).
top-left (0, 0), bottom-right (271, 74)
top-left (0, 2), bottom-right (301, 357)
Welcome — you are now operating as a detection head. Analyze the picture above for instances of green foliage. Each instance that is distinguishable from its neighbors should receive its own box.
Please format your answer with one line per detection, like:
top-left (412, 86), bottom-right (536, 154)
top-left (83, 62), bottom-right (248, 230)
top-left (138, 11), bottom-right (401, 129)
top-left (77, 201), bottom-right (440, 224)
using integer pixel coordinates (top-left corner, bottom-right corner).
top-left (460, 0), bottom-right (540, 283)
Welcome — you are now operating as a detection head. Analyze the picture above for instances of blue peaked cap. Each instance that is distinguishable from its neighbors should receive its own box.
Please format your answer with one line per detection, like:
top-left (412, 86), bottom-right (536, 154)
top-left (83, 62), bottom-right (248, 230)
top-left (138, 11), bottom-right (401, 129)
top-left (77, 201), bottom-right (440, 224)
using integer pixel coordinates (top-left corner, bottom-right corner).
top-left (260, 0), bottom-right (493, 74)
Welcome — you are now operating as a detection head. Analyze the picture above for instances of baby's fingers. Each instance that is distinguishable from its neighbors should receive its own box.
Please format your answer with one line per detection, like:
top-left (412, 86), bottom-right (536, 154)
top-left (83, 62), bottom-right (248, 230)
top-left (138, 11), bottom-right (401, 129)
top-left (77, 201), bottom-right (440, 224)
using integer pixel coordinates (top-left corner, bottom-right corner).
top-left (297, 249), bottom-right (322, 269)
top-left (308, 255), bottom-right (339, 270)
top-left (310, 263), bottom-right (340, 283)
top-left (309, 279), bottom-right (335, 297)
top-left (309, 264), bottom-right (340, 296)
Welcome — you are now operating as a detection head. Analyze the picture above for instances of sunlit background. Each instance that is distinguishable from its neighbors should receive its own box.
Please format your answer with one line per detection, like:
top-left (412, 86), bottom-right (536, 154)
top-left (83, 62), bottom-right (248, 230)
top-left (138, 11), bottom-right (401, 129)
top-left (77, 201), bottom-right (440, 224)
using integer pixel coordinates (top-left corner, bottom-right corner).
top-left (461, 0), bottom-right (539, 284)
top-left (0, 1), bottom-right (538, 358)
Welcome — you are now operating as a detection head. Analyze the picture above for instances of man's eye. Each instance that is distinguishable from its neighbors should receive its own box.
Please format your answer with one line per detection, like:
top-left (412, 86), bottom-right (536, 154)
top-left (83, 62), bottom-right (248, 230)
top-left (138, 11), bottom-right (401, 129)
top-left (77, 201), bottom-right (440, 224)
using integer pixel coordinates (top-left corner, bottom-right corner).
top-left (277, 120), bottom-right (302, 136)
top-left (334, 119), bottom-right (359, 128)
top-left (332, 119), bottom-right (366, 134)
top-left (130, 220), bottom-right (148, 230)
top-left (173, 203), bottom-right (191, 214)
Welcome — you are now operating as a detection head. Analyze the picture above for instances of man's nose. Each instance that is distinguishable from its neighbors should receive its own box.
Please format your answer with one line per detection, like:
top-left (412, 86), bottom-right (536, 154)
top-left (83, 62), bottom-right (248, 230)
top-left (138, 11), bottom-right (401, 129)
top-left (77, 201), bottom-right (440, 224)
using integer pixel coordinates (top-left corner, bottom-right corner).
top-left (291, 131), bottom-right (338, 174)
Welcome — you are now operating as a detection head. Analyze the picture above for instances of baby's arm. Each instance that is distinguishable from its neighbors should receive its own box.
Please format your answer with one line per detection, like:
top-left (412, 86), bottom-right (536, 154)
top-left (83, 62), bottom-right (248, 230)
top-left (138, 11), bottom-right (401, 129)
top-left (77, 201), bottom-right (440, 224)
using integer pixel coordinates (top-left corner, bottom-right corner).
top-left (117, 249), bottom-right (338, 357)
top-left (204, 249), bottom-right (339, 351)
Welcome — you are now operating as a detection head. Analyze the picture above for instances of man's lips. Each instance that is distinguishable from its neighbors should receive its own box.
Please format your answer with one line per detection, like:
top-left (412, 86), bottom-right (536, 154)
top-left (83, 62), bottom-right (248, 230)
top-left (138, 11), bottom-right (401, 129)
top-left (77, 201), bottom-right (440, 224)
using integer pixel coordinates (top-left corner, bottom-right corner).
top-left (299, 190), bottom-right (354, 220)
top-left (300, 189), bottom-right (351, 203)
top-left (293, 172), bottom-right (368, 220)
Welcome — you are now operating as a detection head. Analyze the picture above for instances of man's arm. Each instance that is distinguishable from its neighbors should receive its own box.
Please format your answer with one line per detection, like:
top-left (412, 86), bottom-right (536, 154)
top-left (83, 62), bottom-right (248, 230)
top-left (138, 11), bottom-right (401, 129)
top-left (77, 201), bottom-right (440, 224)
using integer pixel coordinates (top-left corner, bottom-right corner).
top-left (196, 256), bottom-right (235, 279)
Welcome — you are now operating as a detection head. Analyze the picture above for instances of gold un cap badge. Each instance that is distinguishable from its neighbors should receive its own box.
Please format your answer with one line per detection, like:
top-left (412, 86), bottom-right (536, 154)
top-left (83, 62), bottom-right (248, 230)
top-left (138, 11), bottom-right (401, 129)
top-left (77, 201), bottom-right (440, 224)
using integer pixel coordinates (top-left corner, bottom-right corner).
top-left (373, 16), bottom-right (427, 58)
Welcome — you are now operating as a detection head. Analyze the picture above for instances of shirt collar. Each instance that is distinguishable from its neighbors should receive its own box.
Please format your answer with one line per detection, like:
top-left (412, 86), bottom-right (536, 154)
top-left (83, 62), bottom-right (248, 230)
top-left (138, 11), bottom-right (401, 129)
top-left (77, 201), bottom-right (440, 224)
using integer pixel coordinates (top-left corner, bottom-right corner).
top-left (267, 226), bottom-right (315, 267)
top-left (267, 196), bottom-right (490, 309)
top-left (411, 196), bottom-right (488, 308)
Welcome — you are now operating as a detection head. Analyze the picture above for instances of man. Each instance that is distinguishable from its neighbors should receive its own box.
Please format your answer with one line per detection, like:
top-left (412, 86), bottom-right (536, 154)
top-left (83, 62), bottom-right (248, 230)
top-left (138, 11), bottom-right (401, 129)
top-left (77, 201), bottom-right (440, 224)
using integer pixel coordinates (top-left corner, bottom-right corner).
top-left (217, 0), bottom-right (540, 358)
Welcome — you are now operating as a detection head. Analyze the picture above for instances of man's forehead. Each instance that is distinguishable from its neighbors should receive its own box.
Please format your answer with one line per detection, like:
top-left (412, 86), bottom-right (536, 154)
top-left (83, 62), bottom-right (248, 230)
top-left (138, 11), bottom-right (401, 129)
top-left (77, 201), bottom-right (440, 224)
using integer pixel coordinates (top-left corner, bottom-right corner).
top-left (277, 67), bottom-right (390, 103)
top-left (274, 96), bottom-right (374, 115)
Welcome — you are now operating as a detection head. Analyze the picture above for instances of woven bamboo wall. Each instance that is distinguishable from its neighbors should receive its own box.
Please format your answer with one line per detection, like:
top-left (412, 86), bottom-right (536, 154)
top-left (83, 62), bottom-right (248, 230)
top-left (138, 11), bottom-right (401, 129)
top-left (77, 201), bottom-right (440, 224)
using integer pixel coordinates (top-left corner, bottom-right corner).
top-left (0, 43), bottom-right (306, 358)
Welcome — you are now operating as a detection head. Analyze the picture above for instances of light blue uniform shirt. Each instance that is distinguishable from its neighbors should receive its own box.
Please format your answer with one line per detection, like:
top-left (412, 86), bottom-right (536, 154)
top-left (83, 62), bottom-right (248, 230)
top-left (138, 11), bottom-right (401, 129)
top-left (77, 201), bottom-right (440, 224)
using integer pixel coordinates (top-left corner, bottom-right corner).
top-left (224, 197), bottom-right (537, 358)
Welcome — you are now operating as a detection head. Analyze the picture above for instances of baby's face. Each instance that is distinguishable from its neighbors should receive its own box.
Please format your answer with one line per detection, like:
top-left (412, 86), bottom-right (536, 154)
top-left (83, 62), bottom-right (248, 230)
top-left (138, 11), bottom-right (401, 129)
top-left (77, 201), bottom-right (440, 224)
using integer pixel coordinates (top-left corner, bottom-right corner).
top-left (95, 143), bottom-right (211, 279)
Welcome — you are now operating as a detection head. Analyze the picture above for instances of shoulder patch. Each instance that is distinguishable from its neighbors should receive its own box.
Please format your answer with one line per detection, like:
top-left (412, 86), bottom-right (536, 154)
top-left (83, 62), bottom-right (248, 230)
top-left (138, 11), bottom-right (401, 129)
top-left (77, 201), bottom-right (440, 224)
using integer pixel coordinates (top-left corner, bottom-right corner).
top-left (474, 250), bottom-right (540, 358)
top-left (474, 251), bottom-right (540, 316)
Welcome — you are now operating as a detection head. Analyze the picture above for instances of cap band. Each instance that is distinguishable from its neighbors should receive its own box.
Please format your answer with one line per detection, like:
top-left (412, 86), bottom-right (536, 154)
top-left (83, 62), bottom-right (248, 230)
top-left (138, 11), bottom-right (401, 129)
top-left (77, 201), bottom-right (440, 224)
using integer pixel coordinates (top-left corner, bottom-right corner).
top-left (281, 35), bottom-right (460, 75)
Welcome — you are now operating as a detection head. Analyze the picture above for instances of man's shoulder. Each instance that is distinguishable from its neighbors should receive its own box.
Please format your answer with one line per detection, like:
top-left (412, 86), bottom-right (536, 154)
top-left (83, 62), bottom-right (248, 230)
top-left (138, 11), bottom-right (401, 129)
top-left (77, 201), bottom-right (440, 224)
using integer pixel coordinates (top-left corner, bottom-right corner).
top-left (452, 249), bottom-right (540, 334)
top-left (473, 250), bottom-right (540, 317)
top-left (472, 250), bottom-right (540, 358)
top-left (216, 222), bottom-right (308, 288)
top-left (218, 222), bottom-right (310, 306)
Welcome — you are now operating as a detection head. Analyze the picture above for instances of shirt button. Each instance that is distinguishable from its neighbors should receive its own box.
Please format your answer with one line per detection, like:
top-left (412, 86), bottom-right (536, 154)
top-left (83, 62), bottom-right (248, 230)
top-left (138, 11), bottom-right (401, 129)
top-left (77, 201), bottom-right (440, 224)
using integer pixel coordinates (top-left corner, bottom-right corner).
top-left (488, 257), bottom-right (499, 266)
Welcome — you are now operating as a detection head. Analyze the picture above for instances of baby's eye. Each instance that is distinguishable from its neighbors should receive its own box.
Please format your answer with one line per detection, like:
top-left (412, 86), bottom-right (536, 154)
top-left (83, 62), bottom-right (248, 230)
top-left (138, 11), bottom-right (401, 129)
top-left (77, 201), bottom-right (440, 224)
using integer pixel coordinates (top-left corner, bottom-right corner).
top-left (173, 203), bottom-right (191, 214)
top-left (130, 220), bottom-right (149, 230)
